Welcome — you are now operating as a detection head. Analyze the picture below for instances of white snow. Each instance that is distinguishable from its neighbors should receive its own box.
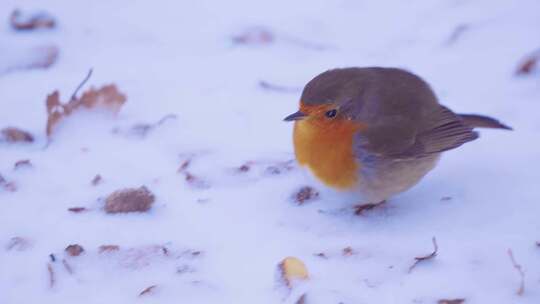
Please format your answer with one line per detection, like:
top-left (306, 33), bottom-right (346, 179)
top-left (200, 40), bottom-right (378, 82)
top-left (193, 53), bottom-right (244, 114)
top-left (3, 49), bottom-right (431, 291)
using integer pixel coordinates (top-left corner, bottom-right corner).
top-left (1, 0), bottom-right (539, 303)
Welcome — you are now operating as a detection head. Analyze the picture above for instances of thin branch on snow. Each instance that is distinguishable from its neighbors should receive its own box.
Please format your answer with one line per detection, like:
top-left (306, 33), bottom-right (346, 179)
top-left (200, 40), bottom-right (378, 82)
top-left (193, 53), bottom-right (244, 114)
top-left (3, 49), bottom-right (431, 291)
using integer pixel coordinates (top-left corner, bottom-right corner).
top-left (139, 285), bottom-right (157, 296)
top-left (445, 24), bottom-right (469, 45)
top-left (507, 249), bottom-right (525, 296)
top-left (47, 263), bottom-right (55, 288)
top-left (70, 69), bottom-right (93, 101)
top-left (408, 237), bottom-right (438, 273)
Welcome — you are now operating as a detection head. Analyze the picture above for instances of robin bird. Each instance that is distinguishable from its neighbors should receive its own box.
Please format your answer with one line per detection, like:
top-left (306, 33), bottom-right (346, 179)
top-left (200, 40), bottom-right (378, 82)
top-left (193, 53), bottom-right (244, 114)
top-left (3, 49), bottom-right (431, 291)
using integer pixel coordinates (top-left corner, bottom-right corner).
top-left (284, 67), bottom-right (511, 212)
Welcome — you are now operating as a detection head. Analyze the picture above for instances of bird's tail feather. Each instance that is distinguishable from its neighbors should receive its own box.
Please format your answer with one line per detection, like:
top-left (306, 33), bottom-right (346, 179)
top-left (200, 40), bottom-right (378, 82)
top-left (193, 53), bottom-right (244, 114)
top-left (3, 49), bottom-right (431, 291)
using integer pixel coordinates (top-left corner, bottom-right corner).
top-left (458, 114), bottom-right (512, 130)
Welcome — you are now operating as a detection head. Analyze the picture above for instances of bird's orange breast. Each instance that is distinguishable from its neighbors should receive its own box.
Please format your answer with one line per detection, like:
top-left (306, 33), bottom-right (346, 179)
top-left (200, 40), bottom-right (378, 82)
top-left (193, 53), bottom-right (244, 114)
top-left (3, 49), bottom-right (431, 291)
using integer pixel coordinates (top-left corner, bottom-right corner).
top-left (293, 108), bottom-right (365, 190)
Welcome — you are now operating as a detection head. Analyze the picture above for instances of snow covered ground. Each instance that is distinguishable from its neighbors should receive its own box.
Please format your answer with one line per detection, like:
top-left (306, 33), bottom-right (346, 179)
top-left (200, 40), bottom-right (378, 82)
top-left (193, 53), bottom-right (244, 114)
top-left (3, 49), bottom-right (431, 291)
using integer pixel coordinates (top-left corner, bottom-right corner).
top-left (1, 0), bottom-right (539, 303)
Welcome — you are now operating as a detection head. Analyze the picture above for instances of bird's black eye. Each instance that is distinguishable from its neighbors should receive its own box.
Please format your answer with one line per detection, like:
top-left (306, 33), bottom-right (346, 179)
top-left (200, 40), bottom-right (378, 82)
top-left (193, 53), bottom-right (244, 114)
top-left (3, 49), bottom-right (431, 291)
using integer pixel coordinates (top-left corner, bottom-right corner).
top-left (325, 109), bottom-right (337, 118)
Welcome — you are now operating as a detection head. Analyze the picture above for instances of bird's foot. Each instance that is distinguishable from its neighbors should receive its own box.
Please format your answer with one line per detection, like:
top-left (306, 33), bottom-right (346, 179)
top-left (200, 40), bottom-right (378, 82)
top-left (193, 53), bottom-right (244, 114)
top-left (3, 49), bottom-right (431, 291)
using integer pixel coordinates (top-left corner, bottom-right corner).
top-left (354, 200), bottom-right (386, 215)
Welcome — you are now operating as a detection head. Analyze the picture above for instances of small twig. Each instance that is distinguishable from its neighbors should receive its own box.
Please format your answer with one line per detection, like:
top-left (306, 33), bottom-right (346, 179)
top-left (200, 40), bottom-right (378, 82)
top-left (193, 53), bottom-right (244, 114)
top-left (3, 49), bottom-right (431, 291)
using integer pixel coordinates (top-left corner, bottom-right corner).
top-left (258, 81), bottom-right (301, 93)
top-left (516, 49), bottom-right (540, 75)
top-left (70, 69), bottom-right (93, 101)
top-left (438, 299), bottom-right (465, 304)
top-left (507, 249), bottom-right (525, 296)
top-left (408, 237), bottom-right (438, 273)
top-left (139, 285), bottom-right (157, 296)
top-left (62, 259), bottom-right (73, 274)
top-left (446, 24), bottom-right (469, 45)
top-left (47, 263), bottom-right (55, 288)
top-left (156, 114), bottom-right (177, 126)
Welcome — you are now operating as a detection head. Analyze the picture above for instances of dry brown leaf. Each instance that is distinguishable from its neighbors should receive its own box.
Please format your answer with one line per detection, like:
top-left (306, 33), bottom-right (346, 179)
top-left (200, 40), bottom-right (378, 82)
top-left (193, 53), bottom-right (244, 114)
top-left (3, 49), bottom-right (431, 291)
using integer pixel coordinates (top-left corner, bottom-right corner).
top-left (65, 244), bottom-right (84, 256)
top-left (98, 245), bottom-right (120, 253)
top-left (278, 256), bottom-right (309, 288)
top-left (438, 299), bottom-right (465, 304)
top-left (104, 186), bottom-right (155, 213)
top-left (46, 84), bottom-right (126, 137)
top-left (10, 9), bottom-right (56, 31)
top-left (508, 249), bottom-right (525, 295)
top-left (294, 186), bottom-right (319, 205)
top-left (408, 237), bottom-right (438, 273)
top-left (1, 127), bottom-right (34, 143)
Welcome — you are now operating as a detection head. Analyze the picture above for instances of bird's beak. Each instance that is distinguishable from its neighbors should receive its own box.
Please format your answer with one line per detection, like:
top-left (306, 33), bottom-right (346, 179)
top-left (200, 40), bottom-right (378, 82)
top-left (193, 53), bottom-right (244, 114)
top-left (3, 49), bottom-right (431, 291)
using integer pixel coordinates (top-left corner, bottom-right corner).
top-left (283, 111), bottom-right (307, 121)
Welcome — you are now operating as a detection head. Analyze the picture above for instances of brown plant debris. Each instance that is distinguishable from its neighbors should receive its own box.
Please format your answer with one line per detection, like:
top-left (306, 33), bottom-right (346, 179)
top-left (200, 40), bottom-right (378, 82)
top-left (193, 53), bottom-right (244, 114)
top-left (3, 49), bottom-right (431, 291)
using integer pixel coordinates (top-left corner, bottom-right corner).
top-left (139, 285), bottom-right (158, 297)
top-left (46, 70), bottom-right (126, 137)
top-left (104, 186), bottom-right (155, 213)
top-left (446, 24), bottom-right (469, 45)
top-left (98, 245), bottom-right (120, 253)
top-left (10, 9), bottom-right (56, 31)
top-left (177, 159), bottom-right (191, 173)
top-left (314, 252), bottom-right (328, 259)
top-left (294, 186), bottom-right (319, 205)
top-left (507, 249), bottom-right (525, 296)
top-left (5, 237), bottom-right (32, 251)
top-left (1, 127), bottom-right (34, 143)
top-left (265, 160), bottom-right (295, 175)
top-left (65, 244), bottom-right (84, 256)
top-left (258, 81), bottom-right (301, 93)
top-left (91, 174), bottom-right (103, 186)
top-left (408, 237), bottom-right (438, 273)
top-left (47, 263), bottom-right (55, 288)
top-left (127, 114), bottom-right (177, 138)
top-left (342, 247), bottom-right (355, 256)
top-left (183, 172), bottom-right (210, 189)
top-left (278, 256), bottom-right (309, 288)
top-left (354, 200), bottom-right (386, 215)
top-left (232, 27), bottom-right (274, 45)
top-left (438, 299), bottom-right (465, 304)
top-left (68, 207), bottom-right (88, 213)
top-left (14, 159), bottom-right (32, 170)
top-left (516, 49), bottom-right (540, 75)
top-left (0, 174), bottom-right (17, 192)
top-left (62, 259), bottom-right (73, 274)
top-left (237, 162), bottom-right (253, 173)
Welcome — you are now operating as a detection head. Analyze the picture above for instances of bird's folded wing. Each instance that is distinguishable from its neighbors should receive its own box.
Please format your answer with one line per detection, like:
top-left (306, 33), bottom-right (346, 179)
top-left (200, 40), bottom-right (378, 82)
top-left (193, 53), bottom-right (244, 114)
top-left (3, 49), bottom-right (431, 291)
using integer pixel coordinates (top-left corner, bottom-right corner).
top-left (355, 106), bottom-right (478, 160)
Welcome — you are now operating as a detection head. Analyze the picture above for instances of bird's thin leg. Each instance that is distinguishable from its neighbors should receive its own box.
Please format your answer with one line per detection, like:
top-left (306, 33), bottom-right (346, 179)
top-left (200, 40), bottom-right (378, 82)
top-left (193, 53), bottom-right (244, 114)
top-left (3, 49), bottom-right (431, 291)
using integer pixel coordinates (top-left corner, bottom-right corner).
top-left (354, 200), bottom-right (386, 215)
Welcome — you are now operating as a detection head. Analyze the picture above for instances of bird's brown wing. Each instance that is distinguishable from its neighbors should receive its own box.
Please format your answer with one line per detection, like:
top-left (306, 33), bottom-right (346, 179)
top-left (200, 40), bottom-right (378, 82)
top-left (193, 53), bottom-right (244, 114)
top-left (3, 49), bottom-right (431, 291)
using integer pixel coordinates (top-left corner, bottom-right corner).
top-left (355, 106), bottom-right (478, 160)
